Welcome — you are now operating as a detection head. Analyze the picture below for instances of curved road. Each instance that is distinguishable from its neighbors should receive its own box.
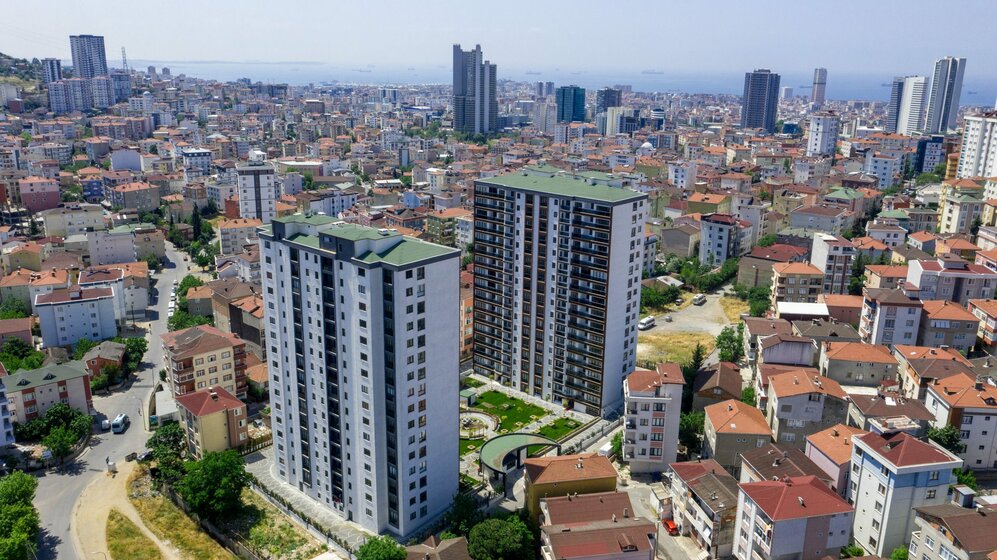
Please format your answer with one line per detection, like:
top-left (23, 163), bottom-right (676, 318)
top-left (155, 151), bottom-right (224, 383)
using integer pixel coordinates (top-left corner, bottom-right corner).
top-left (33, 244), bottom-right (191, 560)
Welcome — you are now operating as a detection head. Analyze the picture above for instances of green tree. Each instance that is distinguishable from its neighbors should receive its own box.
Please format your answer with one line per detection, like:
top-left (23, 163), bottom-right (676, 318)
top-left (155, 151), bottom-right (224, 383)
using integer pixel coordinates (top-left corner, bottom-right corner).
top-left (444, 493), bottom-right (484, 537)
top-left (190, 205), bottom-right (203, 240)
top-left (177, 451), bottom-right (250, 521)
top-left (0, 298), bottom-right (29, 320)
top-left (681, 343), bottom-right (707, 412)
top-left (69, 414), bottom-right (93, 441)
top-left (756, 234), bottom-right (777, 247)
top-left (716, 324), bottom-right (744, 363)
top-left (42, 425), bottom-right (77, 463)
top-left (890, 547), bottom-right (909, 560)
top-left (467, 517), bottom-right (536, 560)
top-left (955, 467), bottom-right (979, 491)
top-left (356, 535), bottom-right (406, 560)
top-left (147, 422), bottom-right (186, 484)
top-left (0, 337), bottom-right (44, 372)
top-left (926, 425), bottom-right (964, 455)
top-left (0, 502), bottom-right (39, 560)
top-left (146, 254), bottom-right (162, 271)
top-left (73, 337), bottom-right (97, 360)
top-left (841, 544), bottom-right (866, 558)
top-left (168, 309), bottom-right (213, 331)
top-left (741, 387), bottom-right (756, 407)
top-left (0, 471), bottom-right (37, 506)
top-left (847, 253), bottom-right (868, 296)
top-left (679, 411), bottom-right (705, 454)
top-left (611, 431), bottom-right (623, 459)
top-left (115, 337), bottom-right (149, 373)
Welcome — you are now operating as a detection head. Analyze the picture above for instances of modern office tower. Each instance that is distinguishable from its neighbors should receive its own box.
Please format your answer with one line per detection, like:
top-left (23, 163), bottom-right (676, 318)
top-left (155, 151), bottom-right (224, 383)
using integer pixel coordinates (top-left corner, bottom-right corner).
top-left (161, 67), bottom-right (171, 77)
top-left (741, 69), bottom-right (780, 133)
top-left (555, 85), bottom-right (586, 122)
top-left (596, 87), bottom-right (622, 114)
top-left (812, 67), bottom-right (827, 107)
top-left (41, 58), bottom-right (62, 84)
top-left (806, 111), bottom-right (840, 157)
top-left (544, 81), bottom-right (555, 97)
top-left (69, 34), bottom-right (108, 79)
top-left (780, 86), bottom-right (794, 100)
top-left (925, 56), bottom-right (967, 134)
top-left (957, 111), bottom-right (997, 178)
top-left (472, 168), bottom-right (647, 416)
top-left (452, 44), bottom-right (497, 135)
top-left (237, 151), bottom-right (278, 223)
top-left (885, 76), bottom-right (927, 135)
top-left (535, 81), bottom-right (544, 98)
top-left (260, 213), bottom-right (459, 538)
top-left (147, 65), bottom-right (156, 77)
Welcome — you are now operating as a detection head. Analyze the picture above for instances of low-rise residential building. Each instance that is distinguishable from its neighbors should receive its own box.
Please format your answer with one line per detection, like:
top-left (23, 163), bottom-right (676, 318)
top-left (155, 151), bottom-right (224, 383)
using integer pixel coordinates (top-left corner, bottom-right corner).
top-left (820, 294), bottom-right (865, 326)
top-left (2, 361), bottom-right (92, 423)
top-left (918, 300), bottom-right (978, 354)
top-left (906, 256), bottom-right (997, 305)
top-left (175, 385), bottom-right (249, 459)
top-left (733, 475), bottom-right (854, 560)
top-left (217, 218), bottom-right (263, 256)
top-left (765, 372), bottom-right (848, 449)
top-left (789, 205), bottom-right (854, 235)
top-left (523, 453), bottom-right (617, 522)
top-left (737, 244), bottom-right (809, 288)
top-left (161, 325), bottom-right (248, 399)
top-left (0, 317), bottom-right (34, 347)
top-left (78, 265), bottom-right (149, 323)
top-left (700, 213), bottom-right (749, 267)
top-left (771, 262), bottom-right (823, 306)
top-left (909, 498), bottom-right (997, 560)
top-left (819, 342), bottom-right (898, 388)
top-left (847, 390), bottom-right (934, 437)
top-left (864, 264), bottom-right (910, 290)
top-left (757, 333), bottom-right (816, 370)
top-left (81, 340), bottom-right (126, 377)
top-left (744, 317), bottom-right (793, 365)
top-left (538, 492), bottom-right (656, 560)
top-left (86, 227), bottom-right (137, 266)
top-left (738, 444), bottom-right (833, 487)
top-left (859, 288), bottom-right (923, 346)
top-left (622, 363), bottom-right (684, 472)
top-left (804, 423), bottom-right (869, 497)
top-left (924, 372), bottom-right (997, 471)
top-left (669, 459), bottom-right (739, 559)
top-left (704, 400), bottom-right (772, 475)
top-left (0, 375), bottom-right (13, 446)
top-left (692, 362), bottom-right (743, 411)
top-left (850, 431), bottom-right (963, 557)
top-left (108, 181), bottom-right (161, 212)
top-left (969, 298), bottom-right (997, 350)
top-left (35, 287), bottom-right (117, 348)
top-left (894, 345), bottom-right (976, 399)
top-left (406, 535), bottom-right (472, 560)
top-left (39, 203), bottom-right (105, 237)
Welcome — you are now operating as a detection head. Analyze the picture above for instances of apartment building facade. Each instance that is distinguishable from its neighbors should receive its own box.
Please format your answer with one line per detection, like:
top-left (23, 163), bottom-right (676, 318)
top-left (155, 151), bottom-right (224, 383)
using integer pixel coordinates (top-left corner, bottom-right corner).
top-left (622, 363), bottom-right (683, 472)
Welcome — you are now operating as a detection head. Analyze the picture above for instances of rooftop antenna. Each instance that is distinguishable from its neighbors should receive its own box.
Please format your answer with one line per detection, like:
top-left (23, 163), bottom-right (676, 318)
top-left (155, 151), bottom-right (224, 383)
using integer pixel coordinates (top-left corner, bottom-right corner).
top-left (121, 47), bottom-right (129, 71)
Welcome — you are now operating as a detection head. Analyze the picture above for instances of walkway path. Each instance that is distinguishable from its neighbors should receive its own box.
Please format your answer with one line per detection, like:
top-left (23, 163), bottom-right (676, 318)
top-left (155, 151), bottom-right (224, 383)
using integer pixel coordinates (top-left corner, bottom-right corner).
top-left (72, 460), bottom-right (182, 560)
top-left (244, 447), bottom-right (370, 552)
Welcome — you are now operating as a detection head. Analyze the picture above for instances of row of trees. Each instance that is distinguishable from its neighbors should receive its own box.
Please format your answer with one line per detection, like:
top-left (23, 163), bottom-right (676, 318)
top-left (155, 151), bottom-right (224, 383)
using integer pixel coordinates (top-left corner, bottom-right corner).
top-left (169, 274), bottom-right (214, 331)
top-left (731, 283), bottom-right (772, 317)
top-left (12, 403), bottom-right (93, 462)
top-left (0, 471), bottom-right (39, 560)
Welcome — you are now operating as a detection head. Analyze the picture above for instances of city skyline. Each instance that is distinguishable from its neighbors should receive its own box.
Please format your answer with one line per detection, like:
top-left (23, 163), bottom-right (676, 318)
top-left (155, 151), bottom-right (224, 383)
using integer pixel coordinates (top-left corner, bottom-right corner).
top-left (2, 1), bottom-right (997, 101)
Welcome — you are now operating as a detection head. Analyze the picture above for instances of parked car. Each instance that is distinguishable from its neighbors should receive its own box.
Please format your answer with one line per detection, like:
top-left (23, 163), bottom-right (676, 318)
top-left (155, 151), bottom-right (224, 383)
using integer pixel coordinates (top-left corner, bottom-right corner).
top-left (692, 294), bottom-right (706, 305)
top-left (637, 316), bottom-right (656, 330)
top-left (663, 315), bottom-right (672, 323)
top-left (100, 419), bottom-right (110, 431)
top-left (664, 519), bottom-right (679, 536)
top-left (111, 414), bottom-right (130, 434)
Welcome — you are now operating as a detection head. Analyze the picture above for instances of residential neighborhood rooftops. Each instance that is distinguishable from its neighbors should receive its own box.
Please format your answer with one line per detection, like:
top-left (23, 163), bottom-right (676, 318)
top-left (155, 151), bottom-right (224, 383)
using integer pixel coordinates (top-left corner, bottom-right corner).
top-left (805, 424), bottom-right (867, 465)
top-left (542, 491), bottom-right (634, 525)
top-left (740, 444), bottom-right (834, 486)
top-left (855, 431), bottom-right (960, 468)
top-left (912, 504), bottom-right (997, 554)
top-left (176, 386), bottom-right (245, 417)
top-left (524, 453), bottom-right (617, 485)
top-left (6, 360), bottom-right (89, 391)
top-left (161, 324), bottom-right (243, 360)
top-left (625, 362), bottom-right (685, 391)
top-left (739, 475), bottom-right (852, 521)
top-left (705, 399), bottom-right (771, 435)
top-left (823, 342), bottom-right (898, 364)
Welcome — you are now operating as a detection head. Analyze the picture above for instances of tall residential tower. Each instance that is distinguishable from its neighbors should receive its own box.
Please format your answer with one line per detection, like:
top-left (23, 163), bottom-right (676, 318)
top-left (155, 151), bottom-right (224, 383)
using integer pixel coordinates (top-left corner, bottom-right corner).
top-left (260, 214), bottom-right (460, 538)
top-left (452, 44), bottom-right (497, 135)
top-left (472, 168), bottom-right (647, 415)
top-left (886, 76), bottom-right (927, 135)
top-left (925, 56), bottom-right (967, 134)
top-left (741, 69), bottom-right (780, 133)
top-left (555, 85), bottom-right (586, 122)
top-left (69, 34), bottom-right (108, 79)
top-left (811, 67), bottom-right (827, 107)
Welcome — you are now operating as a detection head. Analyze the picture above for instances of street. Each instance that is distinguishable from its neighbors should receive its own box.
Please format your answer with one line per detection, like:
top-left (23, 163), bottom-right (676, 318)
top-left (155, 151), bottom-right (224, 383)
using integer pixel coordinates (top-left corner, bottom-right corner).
top-left (33, 243), bottom-right (191, 560)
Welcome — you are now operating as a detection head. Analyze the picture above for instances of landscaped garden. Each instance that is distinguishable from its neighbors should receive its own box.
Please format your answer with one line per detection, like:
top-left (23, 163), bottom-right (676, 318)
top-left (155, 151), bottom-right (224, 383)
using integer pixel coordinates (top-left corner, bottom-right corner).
top-left (535, 417), bottom-right (581, 441)
top-left (474, 390), bottom-right (548, 432)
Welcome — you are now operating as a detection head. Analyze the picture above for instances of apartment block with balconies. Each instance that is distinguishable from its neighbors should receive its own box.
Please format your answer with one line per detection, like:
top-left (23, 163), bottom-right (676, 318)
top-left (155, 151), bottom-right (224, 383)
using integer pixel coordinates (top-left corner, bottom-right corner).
top-left (622, 363), bottom-right (683, 472)
top-left (161, 324), bottom-right (247, 399)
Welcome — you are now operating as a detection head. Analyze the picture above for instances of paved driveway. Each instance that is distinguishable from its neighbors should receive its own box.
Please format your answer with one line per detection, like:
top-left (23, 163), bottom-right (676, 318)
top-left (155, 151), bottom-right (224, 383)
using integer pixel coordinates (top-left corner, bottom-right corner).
top-left (641, 292), bottom-right (730, 337)
top-left (33, 244), bottom-right (192, 560)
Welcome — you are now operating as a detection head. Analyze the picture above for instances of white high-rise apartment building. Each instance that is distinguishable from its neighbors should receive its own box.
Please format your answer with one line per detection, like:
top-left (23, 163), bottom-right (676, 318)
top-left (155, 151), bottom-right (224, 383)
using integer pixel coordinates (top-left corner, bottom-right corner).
top-left (812, 67), bottom-right (827, 107)
top-left (41, 58), bottom-right (62, 85)
top-left (261, 213), bottom-right (459, 538)
top-left (69, 34), bottom-right (108, 79)
top-left (956, 112), bottom-right (997, 178)
top-left (896, 76), bottom-right (927, 135)
top-left (237, 152), bottom-right (278, 223)
top-left (472, 168), bottom-right (647, 416)
top-left (807, 111), bottom-right (840, 157)
top-left (925, 56), bottom-right (966, 134)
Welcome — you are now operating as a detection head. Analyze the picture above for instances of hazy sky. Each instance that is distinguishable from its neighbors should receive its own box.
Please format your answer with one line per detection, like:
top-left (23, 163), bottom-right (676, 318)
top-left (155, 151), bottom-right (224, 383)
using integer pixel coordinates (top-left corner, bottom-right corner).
top-left (3, 0), bottom-right (995, 78)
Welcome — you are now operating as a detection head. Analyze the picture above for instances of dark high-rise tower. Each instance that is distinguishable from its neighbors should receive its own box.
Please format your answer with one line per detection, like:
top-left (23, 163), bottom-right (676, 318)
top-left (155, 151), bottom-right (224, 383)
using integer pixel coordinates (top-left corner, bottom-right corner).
top-left (69, 34), bottom-right (108, 79)
top-left (555, 85), bottom-right (586, 122)
top-left (41, 58), bottom-right (62, 85)
top-left (811, 68), bottom-right (827, 107)
top-left (596, 87), bottom-right (622, 114)
top-left (741, 69), bottom-right (780, 133)
top-left (452, 44), bottom-right (497, 135)
top-left (925, 56), bottom-right (967, 134)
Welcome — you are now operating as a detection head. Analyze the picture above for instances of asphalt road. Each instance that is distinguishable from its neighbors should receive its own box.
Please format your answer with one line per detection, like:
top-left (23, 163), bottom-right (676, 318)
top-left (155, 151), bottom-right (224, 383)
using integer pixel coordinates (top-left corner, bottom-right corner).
top-left (33, 243), bottom-right (191, 560)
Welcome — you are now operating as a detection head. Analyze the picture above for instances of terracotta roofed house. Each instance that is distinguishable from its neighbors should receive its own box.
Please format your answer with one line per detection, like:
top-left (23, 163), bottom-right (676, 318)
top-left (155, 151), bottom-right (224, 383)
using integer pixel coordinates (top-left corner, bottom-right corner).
top-left (918, 300), bottom-right (978, 354)
top-left (738, 443), bottom-right (834, 487)
top-left (523, 453), bottom-right (617, 521)
top-left (819, 342), bottom-right (898, 388)
top-left (923, 372), bottom-right (997, 471)
top-left (703, 400), bottom-right (772, 475)
top-left (804, 423), bottom-right (868, 497)
top-left (765, 372), bottom-right (848, 449)
top-left (175, 385), bottom-right (249, 459)
top-left (161, 324), bottom-right (248, 399)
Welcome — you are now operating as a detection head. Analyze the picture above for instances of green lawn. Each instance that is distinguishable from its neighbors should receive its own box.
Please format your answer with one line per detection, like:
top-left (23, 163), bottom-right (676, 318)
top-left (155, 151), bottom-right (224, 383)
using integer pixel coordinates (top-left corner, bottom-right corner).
top-left (460, 437), bottom-right (484, 457)
top-left (475, 391), bottom-right (548, 432)
top-left (462, 377), bottom-right (485, 389)
top-left (535, 417), bottom-right (582, 441)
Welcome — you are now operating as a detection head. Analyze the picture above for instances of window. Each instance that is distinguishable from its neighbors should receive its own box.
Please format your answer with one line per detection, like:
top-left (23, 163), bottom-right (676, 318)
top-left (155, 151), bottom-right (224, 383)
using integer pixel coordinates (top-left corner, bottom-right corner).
top-left (929, 471), bottom-right (939, 481)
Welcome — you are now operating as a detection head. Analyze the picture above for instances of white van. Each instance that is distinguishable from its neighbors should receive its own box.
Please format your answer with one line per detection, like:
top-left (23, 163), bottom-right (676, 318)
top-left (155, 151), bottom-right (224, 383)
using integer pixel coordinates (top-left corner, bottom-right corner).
top-left (111, 414), bottom-right (130, 434)
top-left (637, 316), bottom-right (656, 330)
top-left (692, 294), bottom-right (707, 306)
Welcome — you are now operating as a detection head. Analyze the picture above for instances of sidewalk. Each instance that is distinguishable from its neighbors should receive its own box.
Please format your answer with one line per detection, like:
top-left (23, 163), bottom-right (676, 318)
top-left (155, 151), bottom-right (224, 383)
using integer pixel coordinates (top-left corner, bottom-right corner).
top-left (72, 460), bottom-right (181, 560)
top-left (244, 447), bottom-right (370, 552)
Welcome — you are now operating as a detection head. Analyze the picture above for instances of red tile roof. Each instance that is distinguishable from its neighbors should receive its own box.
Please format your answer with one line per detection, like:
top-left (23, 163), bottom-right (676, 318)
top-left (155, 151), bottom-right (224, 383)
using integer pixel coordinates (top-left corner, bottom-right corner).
top-left (175, 385), bottom-right (245, 417)
top-left (856, 431), bottom-right (958, 468)
top-left (739, 475), bottom-right (853, 521)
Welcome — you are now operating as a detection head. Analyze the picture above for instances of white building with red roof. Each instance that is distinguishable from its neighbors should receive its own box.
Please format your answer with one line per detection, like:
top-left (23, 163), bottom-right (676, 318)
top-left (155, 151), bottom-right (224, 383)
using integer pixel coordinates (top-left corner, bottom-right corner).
top-left (733, 475), bottom-right (853, 560)
top-left (849, 431), bottom-right (962, 556)
top-left (905, 255), bottom-right (997, 305)
top-left (622, 363), bottom-right (684, 472)
top-left (924, 371), bottom-right (997, 471)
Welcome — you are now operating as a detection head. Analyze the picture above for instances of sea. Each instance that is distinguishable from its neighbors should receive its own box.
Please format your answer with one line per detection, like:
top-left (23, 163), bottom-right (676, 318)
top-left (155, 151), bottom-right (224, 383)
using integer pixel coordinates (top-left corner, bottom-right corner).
top-left (130, 60), bottom-right (997, 106)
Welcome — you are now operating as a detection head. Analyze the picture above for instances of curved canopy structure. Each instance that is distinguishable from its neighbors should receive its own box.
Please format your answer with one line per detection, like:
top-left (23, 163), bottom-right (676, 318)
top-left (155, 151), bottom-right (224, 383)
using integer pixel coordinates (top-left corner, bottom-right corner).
top-left (479, 432), bottom-right (560, 476)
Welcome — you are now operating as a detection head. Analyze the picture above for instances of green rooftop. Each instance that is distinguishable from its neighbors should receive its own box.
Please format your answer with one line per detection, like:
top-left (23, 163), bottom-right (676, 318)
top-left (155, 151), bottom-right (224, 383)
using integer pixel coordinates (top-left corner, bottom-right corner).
top-left (8, 361), bottom-right (89, 392)
top-left (109, 222), bottom-right (157, 234)
top-left (358, 237), bottom-right (457, 266)
top-left (826, 188), bottom-right (863, 200)
top-left (480, 169), bottom-right (645, 203)
top-left (878, 209), bottom-right (909, 219)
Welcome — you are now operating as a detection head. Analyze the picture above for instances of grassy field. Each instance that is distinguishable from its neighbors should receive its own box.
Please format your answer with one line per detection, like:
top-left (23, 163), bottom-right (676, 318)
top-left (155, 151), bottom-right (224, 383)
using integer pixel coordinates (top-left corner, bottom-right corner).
top-left (719, 297), bottom-right (750, 323)
top-left (221, 489), bottom-right (326, 560)
top-left (459, 437), bottom-right (484, 457)
top-left (461, 377), bottom-right (485, 389)
top-left (475, 390), bottom-right (548, 432)
top-left (128, 468), bottom-right (234, 560)
top-left (535, 417), bottom-right (582, 441)
top-left (106, 509), bottom-right (163, 560)
top-left (636, 332), bottom-right (716, 366)
top-left (0, 76), bottom-right (38, 93)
